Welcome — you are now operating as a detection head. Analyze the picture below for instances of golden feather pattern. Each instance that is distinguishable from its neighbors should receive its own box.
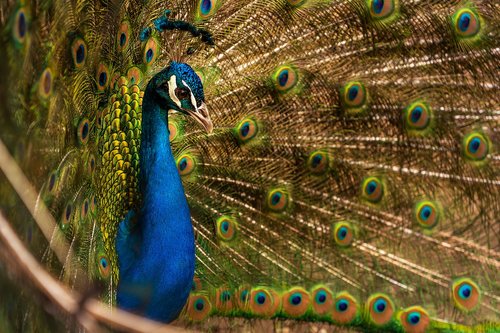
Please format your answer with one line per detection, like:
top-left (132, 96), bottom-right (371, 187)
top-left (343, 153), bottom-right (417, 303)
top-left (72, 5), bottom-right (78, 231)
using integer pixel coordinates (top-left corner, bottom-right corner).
top-left (0, 0), bottom-right (499, 331)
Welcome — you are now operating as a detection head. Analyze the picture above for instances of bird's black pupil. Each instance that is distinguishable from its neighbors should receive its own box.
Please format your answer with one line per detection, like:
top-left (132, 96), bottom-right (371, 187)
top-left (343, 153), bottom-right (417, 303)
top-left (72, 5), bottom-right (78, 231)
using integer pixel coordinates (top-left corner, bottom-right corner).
top-left (178, 89), bottom-right (188, 99)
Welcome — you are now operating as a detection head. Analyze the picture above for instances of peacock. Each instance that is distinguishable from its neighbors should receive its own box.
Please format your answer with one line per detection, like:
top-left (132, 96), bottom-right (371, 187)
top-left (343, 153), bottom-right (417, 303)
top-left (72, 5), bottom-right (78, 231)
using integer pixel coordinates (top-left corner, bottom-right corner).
top-left (0, 0), bottom-right (499, 331)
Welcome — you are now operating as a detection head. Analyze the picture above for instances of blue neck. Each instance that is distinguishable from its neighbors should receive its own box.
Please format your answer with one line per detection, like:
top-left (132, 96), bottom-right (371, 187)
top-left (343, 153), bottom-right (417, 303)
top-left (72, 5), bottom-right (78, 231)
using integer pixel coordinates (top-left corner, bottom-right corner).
top-left (118, 82), bottom-right (195, 323)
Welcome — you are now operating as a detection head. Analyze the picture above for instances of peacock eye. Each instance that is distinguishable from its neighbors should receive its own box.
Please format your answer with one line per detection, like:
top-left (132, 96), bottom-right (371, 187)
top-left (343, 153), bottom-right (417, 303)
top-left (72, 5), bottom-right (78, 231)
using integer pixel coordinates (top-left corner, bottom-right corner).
top-left (175, 88), bottom-right (190, 100)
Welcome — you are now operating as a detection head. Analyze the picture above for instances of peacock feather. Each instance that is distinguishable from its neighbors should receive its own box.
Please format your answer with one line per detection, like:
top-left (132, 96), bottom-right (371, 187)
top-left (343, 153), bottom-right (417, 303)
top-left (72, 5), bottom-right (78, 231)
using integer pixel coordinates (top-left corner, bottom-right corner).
top-left (0, 0), bottom-right (499, 331)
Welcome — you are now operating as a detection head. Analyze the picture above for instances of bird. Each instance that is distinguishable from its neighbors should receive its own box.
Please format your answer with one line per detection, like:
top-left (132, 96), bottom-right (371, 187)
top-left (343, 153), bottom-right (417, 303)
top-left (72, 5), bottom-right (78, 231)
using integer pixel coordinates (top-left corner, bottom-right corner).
top-left (0, 0), bottom-right (498, 332)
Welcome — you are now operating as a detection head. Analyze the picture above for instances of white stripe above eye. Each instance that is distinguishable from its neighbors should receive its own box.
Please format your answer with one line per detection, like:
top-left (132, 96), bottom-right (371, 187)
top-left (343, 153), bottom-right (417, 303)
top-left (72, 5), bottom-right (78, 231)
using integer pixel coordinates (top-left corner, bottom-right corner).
top-left (182, 79), bottom-right (198, 110)
top-left (168, 75), bottom-right (181, 109)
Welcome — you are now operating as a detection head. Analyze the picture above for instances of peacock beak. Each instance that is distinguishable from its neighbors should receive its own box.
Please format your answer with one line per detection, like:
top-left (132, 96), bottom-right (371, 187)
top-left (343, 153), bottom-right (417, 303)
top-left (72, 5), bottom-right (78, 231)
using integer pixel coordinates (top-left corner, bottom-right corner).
top-left (185, 102), bottom-right (213, 133)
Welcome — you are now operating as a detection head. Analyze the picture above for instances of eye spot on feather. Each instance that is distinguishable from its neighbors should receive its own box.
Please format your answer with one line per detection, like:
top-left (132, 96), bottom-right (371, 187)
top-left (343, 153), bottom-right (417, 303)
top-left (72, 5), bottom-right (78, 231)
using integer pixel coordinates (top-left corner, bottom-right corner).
top-left (127, 67), bottom-right (143, 85)
top-left (249, 288), bottom-right (280, 317)
top-left (453, 8), bottom-right (481, 38)
top-left (71, 38), bottom-right (87, 68)
top-left (463, 132), bottom-right (489, 161)
top-left (61, 203), bottom-right (73, 227)
top-left (241, 290), bottom-right (249, 302)
top-left (282, 288), bottom-right (310, 317)
top-left (215, 288), bottom-right (234, 312)
top-left (216, 216), bottom-right (238, 242)
top-left (332, 222), bottom-right (354, 247)
top-left (198, 0), bottom-right (218, 20)
top-left (187, 295), bottom-right (212, 321)
top-left (97, 254), bottom-right (110, 279)
top-left (117, 21), bottom-right (130, 51)
top-left (96, 63), bottom-right (110, 91)
top-left (367, 294), bottom-right (394, 325)
top-left (452, 278), bottom-right (480, 312)
top-left (90, 195), bottom-right (97, 214)
top-left (80, 199), bottom-right (90, 220)
top-left (13, 8), bottom-right (28, 44)
top-left (39, 68), bottom-right (53, 99)
top-left (332, 292), bottom-right (357, 324)
top-left (400, 306), bottom-right (430, 333)
top-left (311, 286), bottom-right (333, 315)
top-left (273, 65), bottom-right (298, 93)
top-left (361, 176), bottom-right (384, 203)
top-left (341, 81), bottom-right (367, 113)
top-left (201, 0), bottom-right (212, 15)
top-left (405, 101), bottom-right (432, 131)
top-left (77, 118), bottom-right (91, 145)
top-left (48, 172), bottom-right (58, 193)
top-left (368, 0), bottom-right (397, 20)
top-left (177, 153), bottom-right (196, 176)
top-left (336, 299), bottom-right (349, 312)
top-left (414, 200), bottom-right (440, 229)
top-left (266, 188), bottom-right (290, 212)
top-left (236, 118), bottom-right (258, 143)
top-left (308, 150), bottom-right (330, 175)
top-left (143, 38), bottom-right (158, 65)
top-left (168, 122), bottom-right (178, 141)
top-left (87, 154), bottom-right (96, 175)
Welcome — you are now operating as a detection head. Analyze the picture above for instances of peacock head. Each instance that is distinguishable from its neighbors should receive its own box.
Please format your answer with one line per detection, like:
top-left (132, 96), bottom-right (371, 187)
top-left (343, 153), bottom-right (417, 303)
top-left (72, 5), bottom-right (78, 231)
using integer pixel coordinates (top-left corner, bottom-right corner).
top-left (151, 62), bottom-right (213, 133)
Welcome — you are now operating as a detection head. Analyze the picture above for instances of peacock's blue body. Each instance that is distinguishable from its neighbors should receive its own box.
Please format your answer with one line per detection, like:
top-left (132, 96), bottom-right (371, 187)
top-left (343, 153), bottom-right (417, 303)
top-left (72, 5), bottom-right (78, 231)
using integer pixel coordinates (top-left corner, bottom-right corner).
top-left (116, 64), bottom-right (210, 322)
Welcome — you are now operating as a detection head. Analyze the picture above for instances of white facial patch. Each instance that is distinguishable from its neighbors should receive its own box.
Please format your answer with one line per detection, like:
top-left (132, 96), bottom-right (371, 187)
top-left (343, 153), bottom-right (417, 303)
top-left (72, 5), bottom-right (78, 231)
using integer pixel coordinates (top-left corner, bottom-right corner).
top-left (182, 79), bottom-right (198, 110)
top-left (168, 75), bottom-right (182, 109)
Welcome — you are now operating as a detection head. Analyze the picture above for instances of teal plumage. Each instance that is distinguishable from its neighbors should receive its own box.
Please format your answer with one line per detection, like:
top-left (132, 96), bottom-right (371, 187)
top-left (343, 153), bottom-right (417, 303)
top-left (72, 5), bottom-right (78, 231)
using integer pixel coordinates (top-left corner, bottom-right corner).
top-left (0, 0), bottom-right (499, 332)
